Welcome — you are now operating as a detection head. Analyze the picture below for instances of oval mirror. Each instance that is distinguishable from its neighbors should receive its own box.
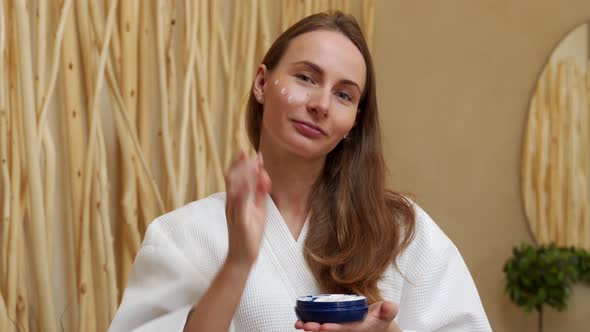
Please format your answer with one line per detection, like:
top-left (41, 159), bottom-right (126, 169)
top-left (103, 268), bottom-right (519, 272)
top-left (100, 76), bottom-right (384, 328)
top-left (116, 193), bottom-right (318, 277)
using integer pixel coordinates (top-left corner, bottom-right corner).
top-left (522, 23), bottom-right (590, 249)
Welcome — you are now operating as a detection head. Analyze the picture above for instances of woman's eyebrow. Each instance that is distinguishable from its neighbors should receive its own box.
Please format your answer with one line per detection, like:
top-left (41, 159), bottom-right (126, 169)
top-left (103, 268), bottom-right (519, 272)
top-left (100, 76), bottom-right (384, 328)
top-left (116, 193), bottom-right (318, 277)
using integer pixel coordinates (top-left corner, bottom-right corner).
top-left (292, 60), bottom-right (324, 75)
top-left (339, 79), bottom-right (362, 94)
top-left (292, 60), bottom-right (362, 94)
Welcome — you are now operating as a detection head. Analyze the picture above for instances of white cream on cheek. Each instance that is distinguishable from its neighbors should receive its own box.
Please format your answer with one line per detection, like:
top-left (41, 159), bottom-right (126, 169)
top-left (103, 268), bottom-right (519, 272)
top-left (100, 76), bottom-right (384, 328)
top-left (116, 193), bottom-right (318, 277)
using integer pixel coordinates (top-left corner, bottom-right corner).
top-left (282, 88), bottom-right (312, 105)
top-left (287, 89), bottom-right (312, 105)
top-left (274, 77), bottom-right (315, 106)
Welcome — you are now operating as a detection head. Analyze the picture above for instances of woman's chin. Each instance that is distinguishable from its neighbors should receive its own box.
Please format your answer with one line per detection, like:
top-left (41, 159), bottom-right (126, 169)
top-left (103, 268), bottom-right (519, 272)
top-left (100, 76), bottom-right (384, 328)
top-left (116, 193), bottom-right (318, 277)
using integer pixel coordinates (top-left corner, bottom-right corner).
top-left (283, 138), bottom-right (331, 160)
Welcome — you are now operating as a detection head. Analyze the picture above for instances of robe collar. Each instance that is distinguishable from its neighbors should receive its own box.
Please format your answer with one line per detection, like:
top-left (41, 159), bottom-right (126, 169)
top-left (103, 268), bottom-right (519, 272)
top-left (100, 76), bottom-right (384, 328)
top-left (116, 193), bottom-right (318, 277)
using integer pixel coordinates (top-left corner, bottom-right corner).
top-left (261, 194), bottom-right (320, 298)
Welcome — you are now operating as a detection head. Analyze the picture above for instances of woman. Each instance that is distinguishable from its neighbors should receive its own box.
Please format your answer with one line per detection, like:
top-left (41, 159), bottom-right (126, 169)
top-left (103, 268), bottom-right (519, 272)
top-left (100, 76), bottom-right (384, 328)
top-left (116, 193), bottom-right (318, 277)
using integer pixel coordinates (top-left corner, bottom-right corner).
top-left (109, 12), bottom-right (491, 332)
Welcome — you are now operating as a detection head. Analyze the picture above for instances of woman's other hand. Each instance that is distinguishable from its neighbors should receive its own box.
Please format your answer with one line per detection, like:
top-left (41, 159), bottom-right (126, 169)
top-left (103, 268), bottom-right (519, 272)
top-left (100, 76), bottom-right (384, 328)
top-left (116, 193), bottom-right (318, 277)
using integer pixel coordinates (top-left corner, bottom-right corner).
top-left (225, 151), bottom-right (272, 267)
top-left (294, 301), bottom-right (402, 332)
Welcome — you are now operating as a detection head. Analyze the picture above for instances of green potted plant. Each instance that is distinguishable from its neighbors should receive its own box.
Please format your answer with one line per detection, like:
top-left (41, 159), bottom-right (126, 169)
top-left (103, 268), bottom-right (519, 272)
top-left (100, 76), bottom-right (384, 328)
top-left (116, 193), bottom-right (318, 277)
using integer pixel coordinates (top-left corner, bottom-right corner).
top-left (503, 242), bottom-right (590, 332)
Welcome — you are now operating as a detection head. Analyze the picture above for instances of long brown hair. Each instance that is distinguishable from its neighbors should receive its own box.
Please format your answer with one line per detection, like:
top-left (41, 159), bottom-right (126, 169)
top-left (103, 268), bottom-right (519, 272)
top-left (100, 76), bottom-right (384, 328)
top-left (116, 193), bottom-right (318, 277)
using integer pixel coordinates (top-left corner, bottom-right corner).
top-left (245, 12), bottom-right (416, 304)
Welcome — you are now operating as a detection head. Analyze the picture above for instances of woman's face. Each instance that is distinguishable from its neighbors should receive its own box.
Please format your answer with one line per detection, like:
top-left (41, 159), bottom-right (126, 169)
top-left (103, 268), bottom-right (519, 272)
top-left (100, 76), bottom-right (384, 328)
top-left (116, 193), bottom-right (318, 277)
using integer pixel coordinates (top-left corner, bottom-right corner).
top-left (254, 30), bottom-right (366, 160)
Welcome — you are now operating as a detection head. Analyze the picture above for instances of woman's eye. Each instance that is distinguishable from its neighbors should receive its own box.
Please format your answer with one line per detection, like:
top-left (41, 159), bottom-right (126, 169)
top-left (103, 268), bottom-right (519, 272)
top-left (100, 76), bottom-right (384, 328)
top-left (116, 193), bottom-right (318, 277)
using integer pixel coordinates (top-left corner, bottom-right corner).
top-left (336, 91), bottom-right (353, 102)
top-left (296, 74), bottom-right (314, 84)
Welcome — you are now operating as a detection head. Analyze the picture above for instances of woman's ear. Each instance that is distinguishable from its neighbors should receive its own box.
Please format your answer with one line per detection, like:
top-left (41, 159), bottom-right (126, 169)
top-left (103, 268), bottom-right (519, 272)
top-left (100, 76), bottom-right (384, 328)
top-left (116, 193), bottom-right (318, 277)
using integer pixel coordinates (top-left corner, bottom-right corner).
top-left (253, 64), bottom-right (268, 103)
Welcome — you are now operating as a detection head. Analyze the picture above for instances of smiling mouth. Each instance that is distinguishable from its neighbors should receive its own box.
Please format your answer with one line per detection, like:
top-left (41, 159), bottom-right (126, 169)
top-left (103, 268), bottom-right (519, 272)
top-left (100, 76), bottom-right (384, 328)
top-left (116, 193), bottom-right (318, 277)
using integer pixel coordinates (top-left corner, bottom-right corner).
top-left (292, 120), bottom-right (327, 136)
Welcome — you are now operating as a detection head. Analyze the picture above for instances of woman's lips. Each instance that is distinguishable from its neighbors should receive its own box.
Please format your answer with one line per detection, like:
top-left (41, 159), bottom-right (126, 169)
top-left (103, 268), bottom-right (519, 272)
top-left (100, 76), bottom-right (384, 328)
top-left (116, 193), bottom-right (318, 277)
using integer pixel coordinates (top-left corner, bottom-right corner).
top-left (292, 120), bottom-right (326, 138)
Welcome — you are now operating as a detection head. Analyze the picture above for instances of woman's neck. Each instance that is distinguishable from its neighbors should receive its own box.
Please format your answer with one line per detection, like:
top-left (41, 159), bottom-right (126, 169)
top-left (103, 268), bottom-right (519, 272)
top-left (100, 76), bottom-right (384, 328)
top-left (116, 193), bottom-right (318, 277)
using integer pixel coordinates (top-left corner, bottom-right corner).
top-left (258, 141), bottom-right (324, 236)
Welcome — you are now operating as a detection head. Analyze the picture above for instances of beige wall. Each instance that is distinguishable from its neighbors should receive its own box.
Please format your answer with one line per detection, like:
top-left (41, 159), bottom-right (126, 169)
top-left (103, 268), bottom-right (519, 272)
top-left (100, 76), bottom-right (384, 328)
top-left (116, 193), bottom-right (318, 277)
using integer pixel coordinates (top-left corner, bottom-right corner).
top-left (373, 1), bottom-right (590, 331)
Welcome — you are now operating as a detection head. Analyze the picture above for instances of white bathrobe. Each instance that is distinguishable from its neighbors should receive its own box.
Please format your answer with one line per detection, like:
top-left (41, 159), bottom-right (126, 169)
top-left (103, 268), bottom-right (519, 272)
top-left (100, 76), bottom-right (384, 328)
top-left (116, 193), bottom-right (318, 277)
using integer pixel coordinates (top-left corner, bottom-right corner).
top-left (109, 193), bottom-right (492, 332)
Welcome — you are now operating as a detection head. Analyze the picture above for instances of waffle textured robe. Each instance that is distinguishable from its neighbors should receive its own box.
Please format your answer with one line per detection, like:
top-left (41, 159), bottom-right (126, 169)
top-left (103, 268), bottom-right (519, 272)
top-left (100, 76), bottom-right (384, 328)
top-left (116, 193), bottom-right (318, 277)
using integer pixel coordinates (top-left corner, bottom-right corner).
top-left (109, 193), bottom-right (492, 332)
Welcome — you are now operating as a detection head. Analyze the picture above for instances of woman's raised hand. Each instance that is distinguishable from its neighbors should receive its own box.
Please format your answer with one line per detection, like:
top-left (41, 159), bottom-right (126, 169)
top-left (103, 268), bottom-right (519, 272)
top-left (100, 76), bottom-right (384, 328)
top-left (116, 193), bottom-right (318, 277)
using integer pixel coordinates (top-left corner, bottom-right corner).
top-left (225, 151), bottom-right (272, 267)
top-left (294, 301), bottom-right (402, 332)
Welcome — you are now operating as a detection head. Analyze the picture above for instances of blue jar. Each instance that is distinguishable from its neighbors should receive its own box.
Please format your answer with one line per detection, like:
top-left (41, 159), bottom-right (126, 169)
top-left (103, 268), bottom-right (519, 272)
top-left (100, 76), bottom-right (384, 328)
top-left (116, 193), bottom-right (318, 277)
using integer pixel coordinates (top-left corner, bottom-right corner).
top-left (295, 294), bottom-right (369, 324)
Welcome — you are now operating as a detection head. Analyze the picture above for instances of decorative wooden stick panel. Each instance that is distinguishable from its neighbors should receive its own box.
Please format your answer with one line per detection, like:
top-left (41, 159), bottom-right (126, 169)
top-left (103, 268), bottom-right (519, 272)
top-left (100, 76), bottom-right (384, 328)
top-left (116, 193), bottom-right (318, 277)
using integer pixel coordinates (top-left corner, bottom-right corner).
top-left (522, 58), bottom-right (590, 250)
top-left (0, 0), bottom-right (376, 331)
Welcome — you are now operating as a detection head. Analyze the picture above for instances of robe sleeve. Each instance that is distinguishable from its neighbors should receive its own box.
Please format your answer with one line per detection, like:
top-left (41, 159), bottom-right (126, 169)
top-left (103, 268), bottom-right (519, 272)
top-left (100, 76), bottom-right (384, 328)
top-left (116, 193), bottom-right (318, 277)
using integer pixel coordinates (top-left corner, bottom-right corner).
top-left (108, 221), bottom-right (234, 332)
top-left (396, 211), bottom-right (492, 332)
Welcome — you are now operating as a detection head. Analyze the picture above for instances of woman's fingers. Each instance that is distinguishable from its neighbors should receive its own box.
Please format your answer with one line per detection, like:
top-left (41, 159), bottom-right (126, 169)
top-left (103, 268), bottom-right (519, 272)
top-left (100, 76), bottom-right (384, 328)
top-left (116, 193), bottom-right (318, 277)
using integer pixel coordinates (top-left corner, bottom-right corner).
top-left (255, 151), bottom-right (269, 202)
top-left (257, 150), bottom-right (264, 166)
top-left (377, 301), bottom-right (398, 322)
top-left (302, 322), bottom-right (322, 331)
top-left (294, 320), bottom-right (305, 329)
top-left (254, 168), bottom-right (271, 206)
top-left (223, 151), bottom-right (269, 265)
top-left (225, 151), bottom-right (247, 197)
top-left (295, 320), bottom-right (323, 331)
top-left (231, 150), bottom-right (247, 168)
top-left (226, 152), bottom-right (259, 200)
top-left (225, 151), bottom-right (271, 226)
top-left (294, 301), bottom-right (400, 332)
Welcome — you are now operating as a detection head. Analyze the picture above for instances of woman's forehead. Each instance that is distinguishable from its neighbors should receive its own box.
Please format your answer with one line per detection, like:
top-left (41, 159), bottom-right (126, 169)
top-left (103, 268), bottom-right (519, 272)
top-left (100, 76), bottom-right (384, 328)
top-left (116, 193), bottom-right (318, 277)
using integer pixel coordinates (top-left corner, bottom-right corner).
top-left (278, 30), bottom-right (366, 89)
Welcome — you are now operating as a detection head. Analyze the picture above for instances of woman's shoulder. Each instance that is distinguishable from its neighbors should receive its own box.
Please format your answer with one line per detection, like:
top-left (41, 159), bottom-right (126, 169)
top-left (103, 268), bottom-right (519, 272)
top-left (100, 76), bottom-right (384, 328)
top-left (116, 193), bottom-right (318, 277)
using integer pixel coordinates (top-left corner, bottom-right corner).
top-left (396, 199), bottom-right (456, 273)
top-left (143, 192), bottom-right (228, 246)
top-left (409, 200), bottom-right (454, 252)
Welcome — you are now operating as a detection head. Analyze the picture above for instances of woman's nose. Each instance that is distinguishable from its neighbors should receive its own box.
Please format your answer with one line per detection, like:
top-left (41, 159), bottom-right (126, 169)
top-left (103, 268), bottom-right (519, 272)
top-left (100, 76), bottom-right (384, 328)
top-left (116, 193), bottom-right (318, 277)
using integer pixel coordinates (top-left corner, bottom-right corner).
top-left (306, 89), bottom-right (330, 117)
